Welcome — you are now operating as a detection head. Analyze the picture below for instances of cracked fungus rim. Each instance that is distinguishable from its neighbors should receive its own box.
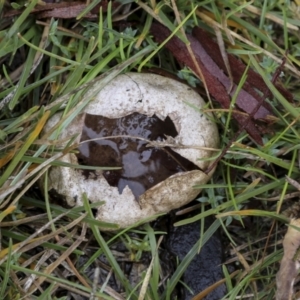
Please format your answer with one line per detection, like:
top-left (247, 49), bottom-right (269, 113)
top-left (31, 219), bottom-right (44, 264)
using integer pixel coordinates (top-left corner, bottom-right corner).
top-left (42, 73), bottom-right (219, 229)
top-left (76, 112), bottom-right (201, 200)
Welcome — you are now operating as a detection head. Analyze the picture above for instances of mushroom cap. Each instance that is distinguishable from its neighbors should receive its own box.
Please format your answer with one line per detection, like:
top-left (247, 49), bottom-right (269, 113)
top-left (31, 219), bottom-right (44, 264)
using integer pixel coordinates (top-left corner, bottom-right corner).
top-left (43, 73), bottom-right (219, 229)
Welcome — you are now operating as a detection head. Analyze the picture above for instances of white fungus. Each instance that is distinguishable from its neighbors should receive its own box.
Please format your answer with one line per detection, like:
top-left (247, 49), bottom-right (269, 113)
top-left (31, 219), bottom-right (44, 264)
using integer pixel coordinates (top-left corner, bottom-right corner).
top-left (42, 73), bottom-right (219, 229)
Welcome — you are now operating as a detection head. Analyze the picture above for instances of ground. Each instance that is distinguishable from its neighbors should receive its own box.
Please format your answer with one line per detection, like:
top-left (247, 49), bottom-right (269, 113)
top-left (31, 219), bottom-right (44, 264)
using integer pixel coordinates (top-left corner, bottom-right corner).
top-left (1, 1), bottom-right (300, 299)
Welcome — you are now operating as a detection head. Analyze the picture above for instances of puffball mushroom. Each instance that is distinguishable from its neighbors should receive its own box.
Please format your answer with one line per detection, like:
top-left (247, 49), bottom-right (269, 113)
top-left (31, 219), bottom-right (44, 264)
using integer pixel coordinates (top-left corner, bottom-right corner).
top-left (43, 73), bottom-right (219, 229)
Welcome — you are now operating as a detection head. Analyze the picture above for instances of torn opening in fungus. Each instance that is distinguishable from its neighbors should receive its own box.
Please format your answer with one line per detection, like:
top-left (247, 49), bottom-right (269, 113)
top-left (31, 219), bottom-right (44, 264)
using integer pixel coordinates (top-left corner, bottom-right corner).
top-left (76, 112), bottom-right (200, 199)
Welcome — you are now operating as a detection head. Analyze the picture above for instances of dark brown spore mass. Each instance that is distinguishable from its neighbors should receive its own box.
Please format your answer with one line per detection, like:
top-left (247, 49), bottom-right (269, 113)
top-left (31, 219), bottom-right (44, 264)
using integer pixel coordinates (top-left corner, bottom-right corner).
top-left (77, 112), bottom-right (199, 199)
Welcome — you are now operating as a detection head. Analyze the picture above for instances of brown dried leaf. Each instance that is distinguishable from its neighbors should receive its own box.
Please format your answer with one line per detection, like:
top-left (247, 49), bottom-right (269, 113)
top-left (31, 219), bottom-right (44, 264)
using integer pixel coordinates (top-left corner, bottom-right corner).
top-left (276, 219), bottom-right (300, 300)
top-left (150, 23), bottom-right (264, 144)
top-left (3, 1), bottom-right (118, 19)
top-left (192, 27), bottom-right (293, 117)
top-left (36, 5), bottom-right (97, 19)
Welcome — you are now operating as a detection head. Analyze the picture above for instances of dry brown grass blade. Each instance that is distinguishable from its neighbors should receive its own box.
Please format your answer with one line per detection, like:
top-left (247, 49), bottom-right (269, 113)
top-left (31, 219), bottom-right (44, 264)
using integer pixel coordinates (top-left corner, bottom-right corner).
top-left (23, 228), bottom-right (78, 292)
top-left (285, 176), bottom-right (300, 191)
top-left (138, 235), bottom-right (164, 300)
top-left (0, 151), bottom-right (65, 207)
top-left (245, 4), bottom-right (298, 31)
top-left (0, 212), bottom-right (86, 264)
top-left (0, 213), bottom-right (47, 227)
top-left (169, 0), bottom-right (212, 106)
top-left (196, 10), bottom-right (300, 78)
top-left (192, 270), bottom-right (240, 300)
top-left (54, 231), bottom-right (92, 290)
top-left (27, 222), bottom-right (88, 295)
top-left (231, 244), bottom-right (258, 296)
top-left (213, 25), bottom-right (234, 93)
top-left (276, 219), bottom-right (300, 300)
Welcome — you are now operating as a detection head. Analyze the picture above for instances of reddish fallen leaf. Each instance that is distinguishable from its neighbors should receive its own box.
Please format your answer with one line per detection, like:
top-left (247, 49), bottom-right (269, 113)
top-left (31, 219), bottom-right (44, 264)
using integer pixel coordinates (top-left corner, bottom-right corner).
top-left (36, 5), bottom-right (97, 19)
top-left (3, 1), bottom-right (120, 19)
top-left (192, 27), bottom-right (293, 116)
top-left (191, 27), bottom-right (270, 120)
top-left (150, 23), bottom-right (265, 144)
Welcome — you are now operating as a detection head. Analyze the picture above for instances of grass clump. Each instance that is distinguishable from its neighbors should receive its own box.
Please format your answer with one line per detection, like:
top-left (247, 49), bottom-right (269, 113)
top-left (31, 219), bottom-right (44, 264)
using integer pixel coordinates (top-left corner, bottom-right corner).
top-left (0, 0), bottom-right (300, 299)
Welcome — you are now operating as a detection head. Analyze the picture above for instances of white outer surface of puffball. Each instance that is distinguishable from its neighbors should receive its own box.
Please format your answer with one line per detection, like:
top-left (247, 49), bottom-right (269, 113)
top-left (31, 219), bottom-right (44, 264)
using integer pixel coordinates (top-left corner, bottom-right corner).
top-left (43, 73), bottom-right (219, 229)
